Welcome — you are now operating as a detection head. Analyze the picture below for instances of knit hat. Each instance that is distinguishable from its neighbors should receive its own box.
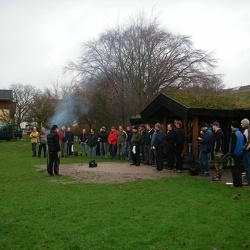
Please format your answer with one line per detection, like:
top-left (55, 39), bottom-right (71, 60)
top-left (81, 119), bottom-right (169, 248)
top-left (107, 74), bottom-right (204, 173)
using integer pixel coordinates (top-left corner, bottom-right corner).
top-left (231, 121), bottom-right (239, 128)
top-left (241, 118), bottom-right (249, 128)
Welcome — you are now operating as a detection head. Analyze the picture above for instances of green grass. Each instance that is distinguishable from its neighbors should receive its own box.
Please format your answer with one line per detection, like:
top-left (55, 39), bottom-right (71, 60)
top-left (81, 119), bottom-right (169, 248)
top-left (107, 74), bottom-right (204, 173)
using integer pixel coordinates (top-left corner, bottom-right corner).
top-left (1, 140), bottom-right (250, 250)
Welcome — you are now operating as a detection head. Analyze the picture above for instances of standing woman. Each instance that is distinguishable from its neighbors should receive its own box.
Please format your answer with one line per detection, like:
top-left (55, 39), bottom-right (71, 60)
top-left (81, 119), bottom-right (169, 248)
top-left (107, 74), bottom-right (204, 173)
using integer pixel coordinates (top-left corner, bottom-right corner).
top-left (29, 127), bottom-right (39, 157)
top-left (108, 126), bottom-right (117, 159)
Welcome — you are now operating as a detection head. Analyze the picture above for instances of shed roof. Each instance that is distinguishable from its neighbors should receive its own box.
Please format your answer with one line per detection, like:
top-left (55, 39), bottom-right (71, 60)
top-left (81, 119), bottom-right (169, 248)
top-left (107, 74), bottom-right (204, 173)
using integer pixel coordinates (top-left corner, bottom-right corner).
top-left (0, 90), bottom-right (13, 101)
top-left (140, 93), bottom-right (250, 121)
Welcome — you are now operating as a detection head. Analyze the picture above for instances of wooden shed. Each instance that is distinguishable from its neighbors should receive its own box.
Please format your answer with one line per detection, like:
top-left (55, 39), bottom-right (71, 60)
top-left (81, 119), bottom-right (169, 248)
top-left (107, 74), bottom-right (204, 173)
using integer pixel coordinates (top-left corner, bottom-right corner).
top-left (139, 93), bottom-right (250, 160)
top-left (0, 90), bottom-right (14, 124)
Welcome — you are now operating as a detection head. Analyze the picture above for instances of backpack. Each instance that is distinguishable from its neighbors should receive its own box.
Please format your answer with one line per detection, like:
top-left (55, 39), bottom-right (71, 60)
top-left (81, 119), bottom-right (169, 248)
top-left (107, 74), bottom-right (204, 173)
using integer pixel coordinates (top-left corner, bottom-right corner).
top-left (89, 160), bottom-right (97, 168)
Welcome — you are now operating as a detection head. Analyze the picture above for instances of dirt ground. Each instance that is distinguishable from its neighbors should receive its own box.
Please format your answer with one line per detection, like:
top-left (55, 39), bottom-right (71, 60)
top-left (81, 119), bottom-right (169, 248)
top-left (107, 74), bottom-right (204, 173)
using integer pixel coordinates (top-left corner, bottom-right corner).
top-left (36, 161), bottom-right (250, 189)
top-left (37, 162), bottom-right (180, 183)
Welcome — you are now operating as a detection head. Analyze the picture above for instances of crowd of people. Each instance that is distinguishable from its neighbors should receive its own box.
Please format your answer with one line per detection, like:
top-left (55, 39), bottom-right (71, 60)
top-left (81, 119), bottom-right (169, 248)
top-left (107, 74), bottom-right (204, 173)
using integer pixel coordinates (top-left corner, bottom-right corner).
top-left (29, 118), bottom-right (250, 188)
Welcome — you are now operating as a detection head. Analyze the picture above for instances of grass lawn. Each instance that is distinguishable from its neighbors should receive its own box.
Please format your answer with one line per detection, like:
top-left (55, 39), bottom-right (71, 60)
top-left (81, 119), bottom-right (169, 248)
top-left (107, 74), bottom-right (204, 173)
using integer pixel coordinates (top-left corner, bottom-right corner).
top-left (1, 139), bottom-right (250, 250)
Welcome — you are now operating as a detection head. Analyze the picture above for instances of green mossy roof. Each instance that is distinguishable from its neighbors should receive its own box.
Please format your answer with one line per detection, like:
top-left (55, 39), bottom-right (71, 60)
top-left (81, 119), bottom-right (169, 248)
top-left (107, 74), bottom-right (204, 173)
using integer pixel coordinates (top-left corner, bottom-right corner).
top-left (166, 92), bottom-right (250, 110)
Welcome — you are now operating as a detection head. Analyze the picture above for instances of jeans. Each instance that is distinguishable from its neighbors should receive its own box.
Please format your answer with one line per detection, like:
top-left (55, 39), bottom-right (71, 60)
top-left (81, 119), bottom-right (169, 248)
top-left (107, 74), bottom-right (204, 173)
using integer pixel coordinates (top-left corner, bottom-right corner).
top-left (80, 142), bottom-right (88, 155)
top-left (117, 142), bottom-right (125, 159)
top-left (200, 151), bottom-right (211, 173)
top-left (123, 141), bottom-right (131, 160)
top-left (31, 143), bottom-right (37, 156)
top-left (100, 142), bottom-right (107, 157)
top-left (89, 146), bottom-right (96, 158)
top-left (243, 151), bottom-right (250, 183)
top-left (109, 144), bottom-right (116, 159)
top-left (61, 142), bottom-right (67, 157)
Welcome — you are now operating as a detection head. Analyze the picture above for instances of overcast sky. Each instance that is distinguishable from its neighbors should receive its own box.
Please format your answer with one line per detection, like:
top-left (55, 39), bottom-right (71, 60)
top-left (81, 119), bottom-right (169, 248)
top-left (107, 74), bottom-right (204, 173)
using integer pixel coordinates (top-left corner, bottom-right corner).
top-left (0, 0), bottom-right (249, 90)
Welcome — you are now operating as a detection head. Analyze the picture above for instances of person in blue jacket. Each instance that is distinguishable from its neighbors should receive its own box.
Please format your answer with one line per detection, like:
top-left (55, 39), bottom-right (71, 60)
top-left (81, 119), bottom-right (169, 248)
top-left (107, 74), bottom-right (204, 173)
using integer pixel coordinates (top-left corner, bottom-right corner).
top-left (197, 122), bottom-right (213, 176)
top-left (151, 123), bottom-right (165, 172)
top-left (229, 121), bottom-right (244, 188)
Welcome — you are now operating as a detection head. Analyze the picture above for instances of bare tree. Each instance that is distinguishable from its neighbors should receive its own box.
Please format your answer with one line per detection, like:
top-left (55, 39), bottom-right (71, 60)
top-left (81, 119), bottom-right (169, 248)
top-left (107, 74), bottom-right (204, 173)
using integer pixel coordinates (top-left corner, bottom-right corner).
top-left (66, 12), bottom-right (222, 124)
top-left (27, 91), bottom-right (55, 129)
top-left (10, 83), bottom-right (38, 125)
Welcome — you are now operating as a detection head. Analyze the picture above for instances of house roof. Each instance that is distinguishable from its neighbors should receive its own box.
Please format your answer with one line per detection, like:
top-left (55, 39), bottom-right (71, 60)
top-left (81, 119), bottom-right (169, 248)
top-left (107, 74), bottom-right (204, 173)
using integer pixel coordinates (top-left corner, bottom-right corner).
top-left (0, 90), bottom-right (13, 101)
top-left (140, 93), bottom-right (250, 121)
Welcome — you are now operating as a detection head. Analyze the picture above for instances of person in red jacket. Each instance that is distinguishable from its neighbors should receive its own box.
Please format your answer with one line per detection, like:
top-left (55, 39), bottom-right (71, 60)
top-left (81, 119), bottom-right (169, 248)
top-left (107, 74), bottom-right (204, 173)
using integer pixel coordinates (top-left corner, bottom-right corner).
top-left (108, 126), bottom-right (117, 159)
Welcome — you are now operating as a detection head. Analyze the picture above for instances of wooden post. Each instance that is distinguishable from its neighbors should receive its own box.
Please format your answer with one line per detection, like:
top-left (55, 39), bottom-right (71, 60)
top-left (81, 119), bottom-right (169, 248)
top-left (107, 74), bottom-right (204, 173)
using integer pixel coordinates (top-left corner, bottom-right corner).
top-left (183, 119), bottom-right (188, 155)
top-left (192, 116), bottom-right (199, 160)
top-left (163, 116), bottom-right (167, 133)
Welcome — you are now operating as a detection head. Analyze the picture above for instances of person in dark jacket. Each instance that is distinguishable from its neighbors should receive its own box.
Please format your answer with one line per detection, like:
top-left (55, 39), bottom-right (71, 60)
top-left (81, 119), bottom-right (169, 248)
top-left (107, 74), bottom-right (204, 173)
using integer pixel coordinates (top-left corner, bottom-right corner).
top-left (65, 127), bottom-right (74, 156)
top-left (87, 128), bottom-right (97, 158)
top-left (165, 123), bottom-right (176, 169)
top-left (144, 124), bottom-right (154, 165)
top-left (197, 122), bottom-right (213, 176)
top-left (123, 126), bottom-right (132, 161)
top-left (98, 126), bottom-right (108, 158)
top-left (229, 121), bottom-right (244, 188)
top-left (241, 118), bottom-right (250, 185)
top-left (79, 128), bottom-right (88, 156)
top-left (174, 120), bottom-right (185, 173)
top-left (151, 123), bottom-right (165, 172)
top-left (139, 124), bottom-right (146, 163)
top-left (47, 124), bottom-right (61, 176)
top-left (211, 121), bottom-right (225, 181)
top-left (130, 125), bottom-right (142, 166)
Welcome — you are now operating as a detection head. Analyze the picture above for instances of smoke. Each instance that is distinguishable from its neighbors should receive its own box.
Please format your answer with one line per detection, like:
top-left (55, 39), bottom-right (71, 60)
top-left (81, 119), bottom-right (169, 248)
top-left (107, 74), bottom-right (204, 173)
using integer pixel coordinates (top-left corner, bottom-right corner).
top-left (48, 97), bottom-right (90, 128)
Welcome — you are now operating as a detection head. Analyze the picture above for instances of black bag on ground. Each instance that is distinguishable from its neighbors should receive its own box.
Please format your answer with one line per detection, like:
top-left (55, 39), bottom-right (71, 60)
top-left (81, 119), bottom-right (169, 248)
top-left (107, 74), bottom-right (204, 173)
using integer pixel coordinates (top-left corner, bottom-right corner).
top-left (89, 160), bottom-right (97, 168)
top-left (189, 163), bottom-right (199, 176)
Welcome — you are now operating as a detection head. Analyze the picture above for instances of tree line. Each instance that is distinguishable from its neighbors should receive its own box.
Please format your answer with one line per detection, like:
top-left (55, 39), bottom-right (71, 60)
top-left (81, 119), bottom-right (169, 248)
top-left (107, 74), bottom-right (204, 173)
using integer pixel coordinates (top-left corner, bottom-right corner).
top-left (8, 13), bottom-right (223, 129)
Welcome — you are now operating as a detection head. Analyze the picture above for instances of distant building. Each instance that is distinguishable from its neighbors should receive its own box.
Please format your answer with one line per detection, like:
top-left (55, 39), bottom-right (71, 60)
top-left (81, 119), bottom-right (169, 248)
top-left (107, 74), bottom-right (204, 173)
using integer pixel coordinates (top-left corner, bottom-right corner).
top-left (0, 90), bottom-right (14, 125)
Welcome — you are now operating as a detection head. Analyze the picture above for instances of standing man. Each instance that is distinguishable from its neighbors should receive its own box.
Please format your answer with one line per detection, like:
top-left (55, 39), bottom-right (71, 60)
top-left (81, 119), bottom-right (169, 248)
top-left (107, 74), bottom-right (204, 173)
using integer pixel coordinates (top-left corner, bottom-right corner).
top-left (79, 128), bottom-right (88, 156)
top-left (87, 128), bottom-right (97, 158)
top-left (211, 122), bottom-right (225, 181)
top-left (117, 126), bottom-right (127, 160)
top-left (99, 126), bottom-right (108, 158)
top-left (139, 124), bottom-right (146, 163)
top-left (229, 121), bottom-right (244, 188)
top-left (151, 123), bottom-right (165, 172)
top-left (61, 126), bottom-right (67, 158)
top-left (66, 127), bottom-right (74, 157)
top-left (165, 123), bottom-right (176, 170)
top-left (174, 120), bottom-right (185, 173)
top-left (130, 125), bottom-right (142, 166)
top-left (197, 122), bottom-right (213, 176)
top-left (29, 127), bottom-right (39, 157)
top-left (241, 118), bottom-right (250, 185)
top-left (124, 126), bottom-right (132, 161)
top-left (47, 125), bottom-right (61, 176)
top-left (38, 127), bottom-right (47, 158)
top-left (144, 124), bottom-right (154, 165)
